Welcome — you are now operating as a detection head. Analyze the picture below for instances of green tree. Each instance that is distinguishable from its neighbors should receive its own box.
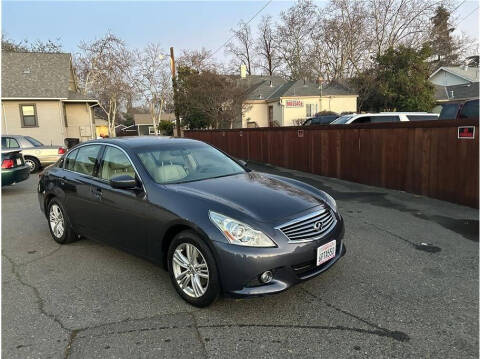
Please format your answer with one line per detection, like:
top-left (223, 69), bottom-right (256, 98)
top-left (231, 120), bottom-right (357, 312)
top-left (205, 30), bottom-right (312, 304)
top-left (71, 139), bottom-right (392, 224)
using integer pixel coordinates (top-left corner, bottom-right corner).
top-left (429, 6), bottom-right (458, 68)
top-left (158, 120), bottom-right (174, 136)
top-left (175, 65), bottom-right (248, 129)
top-left (355, 45), bottom-right (435, 112)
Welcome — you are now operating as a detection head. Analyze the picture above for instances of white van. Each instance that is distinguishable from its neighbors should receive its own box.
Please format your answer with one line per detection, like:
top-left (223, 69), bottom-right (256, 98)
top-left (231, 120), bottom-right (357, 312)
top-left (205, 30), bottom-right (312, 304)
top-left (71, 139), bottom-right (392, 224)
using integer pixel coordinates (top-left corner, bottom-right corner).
top-left (331, 112), bottom-right (439, 125)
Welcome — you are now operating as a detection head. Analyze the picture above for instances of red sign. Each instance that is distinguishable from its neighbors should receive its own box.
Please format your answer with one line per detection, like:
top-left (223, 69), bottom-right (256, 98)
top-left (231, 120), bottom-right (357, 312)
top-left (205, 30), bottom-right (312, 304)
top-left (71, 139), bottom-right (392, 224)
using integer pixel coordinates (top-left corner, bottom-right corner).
top-left (458, 126), bottom-right (475, 139)
top-left (285, 100), bottom-right (303, 107)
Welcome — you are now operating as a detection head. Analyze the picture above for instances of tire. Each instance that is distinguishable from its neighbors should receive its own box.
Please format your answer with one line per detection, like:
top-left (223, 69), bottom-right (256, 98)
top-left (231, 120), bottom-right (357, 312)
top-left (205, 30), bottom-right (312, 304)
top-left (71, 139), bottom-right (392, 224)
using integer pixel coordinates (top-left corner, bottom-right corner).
top-left (167, 230), bottom-right (220, 307)
top-left (24, 157), bottom-right (40, 173)
top-left (47, 199), bottom-right (77, 244)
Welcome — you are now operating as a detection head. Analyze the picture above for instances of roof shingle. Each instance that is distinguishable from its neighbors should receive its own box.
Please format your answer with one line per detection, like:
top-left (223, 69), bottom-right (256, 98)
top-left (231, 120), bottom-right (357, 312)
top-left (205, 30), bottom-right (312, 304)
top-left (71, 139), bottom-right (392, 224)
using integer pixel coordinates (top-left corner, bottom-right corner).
top-left (2, 52), bottom-right (74, 99)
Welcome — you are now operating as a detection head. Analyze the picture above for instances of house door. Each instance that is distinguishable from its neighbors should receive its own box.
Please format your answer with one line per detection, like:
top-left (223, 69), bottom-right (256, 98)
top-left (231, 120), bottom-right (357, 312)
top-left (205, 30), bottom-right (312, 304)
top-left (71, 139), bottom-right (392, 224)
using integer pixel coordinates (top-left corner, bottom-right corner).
top-left (268, 106), bottom-right (273, 127)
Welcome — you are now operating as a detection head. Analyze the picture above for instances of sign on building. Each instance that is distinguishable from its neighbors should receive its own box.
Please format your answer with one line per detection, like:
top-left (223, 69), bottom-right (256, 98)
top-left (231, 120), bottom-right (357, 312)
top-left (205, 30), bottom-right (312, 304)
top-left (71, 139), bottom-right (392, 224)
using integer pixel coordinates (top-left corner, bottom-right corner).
top-left (285, 100), bottom-right (303, 108)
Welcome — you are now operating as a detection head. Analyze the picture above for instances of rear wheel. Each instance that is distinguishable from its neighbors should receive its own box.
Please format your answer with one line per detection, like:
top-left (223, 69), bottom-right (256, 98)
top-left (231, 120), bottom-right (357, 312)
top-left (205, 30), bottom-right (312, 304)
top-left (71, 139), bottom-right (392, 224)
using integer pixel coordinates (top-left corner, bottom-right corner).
top-left (47, 199), bottom-right (77, 244)
top-left (167, 231), bottom-right (220, 307)
top-left (24, 157), bottom-right (40, 173)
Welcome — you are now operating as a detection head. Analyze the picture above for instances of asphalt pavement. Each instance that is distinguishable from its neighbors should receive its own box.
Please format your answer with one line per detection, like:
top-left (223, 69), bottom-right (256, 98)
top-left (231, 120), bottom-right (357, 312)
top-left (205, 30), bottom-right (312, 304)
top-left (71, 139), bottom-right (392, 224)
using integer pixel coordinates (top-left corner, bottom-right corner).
top-left (2, 162), bottom-right (478, 358)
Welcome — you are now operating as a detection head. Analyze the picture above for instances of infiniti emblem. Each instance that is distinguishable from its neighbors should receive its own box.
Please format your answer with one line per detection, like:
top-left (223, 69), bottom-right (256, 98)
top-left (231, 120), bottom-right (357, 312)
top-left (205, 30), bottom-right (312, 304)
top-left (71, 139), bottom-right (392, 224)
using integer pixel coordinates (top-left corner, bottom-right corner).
top-left (313, 221), bottom-right (323, 231)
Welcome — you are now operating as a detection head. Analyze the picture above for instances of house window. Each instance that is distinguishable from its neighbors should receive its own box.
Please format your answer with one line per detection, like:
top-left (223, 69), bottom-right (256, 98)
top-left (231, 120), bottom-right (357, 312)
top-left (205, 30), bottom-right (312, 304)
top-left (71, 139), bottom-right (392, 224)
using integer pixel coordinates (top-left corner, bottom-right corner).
top-left (63, 103), bottom-right (68, 127)
top-left (20, 104), bottom-right (38, 127)
top-left (306, 104), bottom-right (312, 117)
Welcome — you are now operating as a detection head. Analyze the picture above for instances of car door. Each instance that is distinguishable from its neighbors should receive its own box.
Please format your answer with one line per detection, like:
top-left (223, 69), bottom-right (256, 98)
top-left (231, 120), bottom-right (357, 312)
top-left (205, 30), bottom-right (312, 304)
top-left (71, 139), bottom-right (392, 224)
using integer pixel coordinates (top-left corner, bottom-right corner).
top-left (61, 144), bottom-right (103, 239)
top-left (90, 145), bottom-right (149, 256)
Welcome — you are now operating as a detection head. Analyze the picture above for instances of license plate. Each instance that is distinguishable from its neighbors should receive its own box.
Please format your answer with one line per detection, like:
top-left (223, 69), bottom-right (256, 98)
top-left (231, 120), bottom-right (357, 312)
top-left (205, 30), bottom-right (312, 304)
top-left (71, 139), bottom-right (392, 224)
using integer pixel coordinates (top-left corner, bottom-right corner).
top-left (16, 158), bottom-right (22, 166)
top-left (317, 240), bottom-right (336, 266)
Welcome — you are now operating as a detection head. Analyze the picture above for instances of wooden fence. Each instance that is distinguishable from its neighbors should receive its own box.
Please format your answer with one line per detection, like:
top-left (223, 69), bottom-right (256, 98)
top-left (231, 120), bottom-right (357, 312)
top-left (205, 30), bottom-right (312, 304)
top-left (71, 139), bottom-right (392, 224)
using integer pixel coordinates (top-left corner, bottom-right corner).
top-left (185, 120), bottom-right (479, 208)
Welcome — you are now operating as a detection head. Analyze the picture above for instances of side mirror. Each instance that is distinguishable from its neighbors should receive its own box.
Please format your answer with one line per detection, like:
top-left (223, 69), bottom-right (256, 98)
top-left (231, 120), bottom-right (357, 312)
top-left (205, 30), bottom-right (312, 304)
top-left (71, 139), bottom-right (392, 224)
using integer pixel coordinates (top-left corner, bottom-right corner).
top-left (110, 175), bottom-right (138, 189)
top-left (238, 159), bottom-right (251, 172)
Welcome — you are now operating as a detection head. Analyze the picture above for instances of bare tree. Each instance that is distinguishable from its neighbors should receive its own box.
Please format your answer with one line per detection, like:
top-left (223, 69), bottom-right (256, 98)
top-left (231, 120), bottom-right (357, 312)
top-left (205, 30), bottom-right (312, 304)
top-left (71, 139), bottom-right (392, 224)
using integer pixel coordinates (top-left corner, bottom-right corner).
top-left (76, 33), bottom-right (132, 137)
top-left (313, 0), bottom-right (372, 80)
top-left (177, 48), bottom-right (218, 72)
top-left (274, 0), bottom-right (319, 80)
top-left (226, 21), bottom-right (255, 75)
top-left (131, 43), bottom-right (172, 135)
top-left (368, 0), bottom-right (440, 57)
top-left (255, 16), bottom-right (279, 76)
top-left (2, 34), bottom-right (63, 53)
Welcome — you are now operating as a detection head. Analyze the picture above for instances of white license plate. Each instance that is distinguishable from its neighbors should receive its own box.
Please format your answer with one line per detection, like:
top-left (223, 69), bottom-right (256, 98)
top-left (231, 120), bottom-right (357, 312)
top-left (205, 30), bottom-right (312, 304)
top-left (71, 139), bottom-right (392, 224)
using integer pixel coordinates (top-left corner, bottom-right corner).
top-left (317, 240), bottom-right (336, 266)
top-left (16, 158), bottom-right (22, 166)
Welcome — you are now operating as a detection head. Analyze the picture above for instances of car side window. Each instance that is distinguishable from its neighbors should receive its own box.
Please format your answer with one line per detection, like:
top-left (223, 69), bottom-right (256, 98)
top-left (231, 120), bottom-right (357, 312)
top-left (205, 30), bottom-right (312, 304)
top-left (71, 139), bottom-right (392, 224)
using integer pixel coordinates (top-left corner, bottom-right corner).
top-left (459, 100), bottom-right (479, 120)
top-left (353, 117), bottom-right (371, 124)
top-left (65, 149), bottom-right (78, 170)
top-left (73, 145), bottom-right (102, 176)
top-left (406, 115), bottom-right (438, 121)
top-left (99, 146), bottom-right (136, 181)
top-left (371, 116), bottom-right (400, 123)
top-left (2, 137), bottom-right (20, 149)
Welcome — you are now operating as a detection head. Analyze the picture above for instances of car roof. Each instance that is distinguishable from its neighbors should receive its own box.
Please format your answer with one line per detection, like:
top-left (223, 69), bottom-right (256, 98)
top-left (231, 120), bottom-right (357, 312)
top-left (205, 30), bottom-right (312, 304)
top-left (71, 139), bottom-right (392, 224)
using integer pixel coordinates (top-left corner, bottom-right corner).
top-left (83, 136), bottom-right (204, 150)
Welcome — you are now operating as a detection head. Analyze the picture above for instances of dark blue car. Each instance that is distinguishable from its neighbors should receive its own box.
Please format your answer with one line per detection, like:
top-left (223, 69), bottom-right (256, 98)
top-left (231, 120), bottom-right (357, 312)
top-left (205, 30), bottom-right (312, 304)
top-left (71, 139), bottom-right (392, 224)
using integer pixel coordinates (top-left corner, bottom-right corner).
top-left (38, 137), bottom-right (345, 307)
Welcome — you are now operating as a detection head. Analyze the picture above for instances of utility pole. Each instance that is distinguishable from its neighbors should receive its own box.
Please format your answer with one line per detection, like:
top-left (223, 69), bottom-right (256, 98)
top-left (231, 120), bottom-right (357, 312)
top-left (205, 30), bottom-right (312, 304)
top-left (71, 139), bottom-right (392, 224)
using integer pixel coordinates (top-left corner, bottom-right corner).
top-left (170, 46), bottom-right (180, 137)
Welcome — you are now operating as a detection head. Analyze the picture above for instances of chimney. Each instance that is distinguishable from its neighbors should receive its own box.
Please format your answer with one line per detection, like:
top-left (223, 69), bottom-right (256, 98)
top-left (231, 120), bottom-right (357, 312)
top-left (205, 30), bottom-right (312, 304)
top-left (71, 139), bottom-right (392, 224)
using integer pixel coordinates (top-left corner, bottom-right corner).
top-left (450, 90), bottom-right (454, 98)
top-left (240, 64), bottom-right (247, 78)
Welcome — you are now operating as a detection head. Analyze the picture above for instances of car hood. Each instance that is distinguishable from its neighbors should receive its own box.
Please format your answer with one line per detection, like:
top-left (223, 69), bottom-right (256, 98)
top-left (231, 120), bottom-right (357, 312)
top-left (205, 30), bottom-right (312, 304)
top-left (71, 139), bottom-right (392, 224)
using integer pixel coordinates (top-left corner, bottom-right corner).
top-left (169, 172), bottom-right (323, 222)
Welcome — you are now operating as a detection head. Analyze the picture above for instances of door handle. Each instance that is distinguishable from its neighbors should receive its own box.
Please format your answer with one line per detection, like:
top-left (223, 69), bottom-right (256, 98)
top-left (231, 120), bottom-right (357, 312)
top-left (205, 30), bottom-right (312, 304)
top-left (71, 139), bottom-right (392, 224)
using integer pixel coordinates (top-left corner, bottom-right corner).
top-left (92, 187), bottom-right (102, 200)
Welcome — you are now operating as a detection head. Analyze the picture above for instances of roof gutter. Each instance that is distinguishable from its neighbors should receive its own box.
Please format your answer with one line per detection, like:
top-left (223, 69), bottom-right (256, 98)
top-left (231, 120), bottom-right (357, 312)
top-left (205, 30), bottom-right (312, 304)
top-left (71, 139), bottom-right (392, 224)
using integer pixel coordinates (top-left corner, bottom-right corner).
top-left (2, 97), bottom-right (68, 100)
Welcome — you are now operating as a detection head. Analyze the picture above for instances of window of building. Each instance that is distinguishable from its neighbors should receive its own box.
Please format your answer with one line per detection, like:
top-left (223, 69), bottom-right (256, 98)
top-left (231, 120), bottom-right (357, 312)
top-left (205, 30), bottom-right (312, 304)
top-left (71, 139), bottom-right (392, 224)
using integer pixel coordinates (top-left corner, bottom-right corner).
top-left (63, 103), bottom-right (68, 127)
top-left (306, 104), bottom-right (312, 117)
top-left (20, 104), bottom-right (38, 127)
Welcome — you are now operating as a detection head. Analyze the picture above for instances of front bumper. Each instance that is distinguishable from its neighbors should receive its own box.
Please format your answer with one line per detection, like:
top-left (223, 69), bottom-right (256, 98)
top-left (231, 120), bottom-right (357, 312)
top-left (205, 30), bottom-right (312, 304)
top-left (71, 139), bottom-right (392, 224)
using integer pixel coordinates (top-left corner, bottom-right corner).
top-left (211, 215), bottom-right (345, 297)
top-left (1, 165), bottom-right (30, 186)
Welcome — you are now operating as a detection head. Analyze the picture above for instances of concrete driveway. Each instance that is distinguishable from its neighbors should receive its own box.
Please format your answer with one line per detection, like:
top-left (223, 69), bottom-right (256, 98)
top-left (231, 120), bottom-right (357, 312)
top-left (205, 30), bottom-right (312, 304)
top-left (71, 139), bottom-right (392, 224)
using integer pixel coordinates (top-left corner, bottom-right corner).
top-left (2, 162), bottom-right (478, 358)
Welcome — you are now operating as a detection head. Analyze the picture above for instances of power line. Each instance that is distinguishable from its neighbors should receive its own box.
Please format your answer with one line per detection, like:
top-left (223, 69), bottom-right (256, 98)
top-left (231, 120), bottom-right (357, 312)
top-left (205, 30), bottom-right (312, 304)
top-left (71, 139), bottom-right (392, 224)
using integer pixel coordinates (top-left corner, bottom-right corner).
top-left (452, 0), bottom-right (466, 14)
top-left (456, 4), bottom-right (479, 25)
top-left (209, 0), bottom-right (273, 58)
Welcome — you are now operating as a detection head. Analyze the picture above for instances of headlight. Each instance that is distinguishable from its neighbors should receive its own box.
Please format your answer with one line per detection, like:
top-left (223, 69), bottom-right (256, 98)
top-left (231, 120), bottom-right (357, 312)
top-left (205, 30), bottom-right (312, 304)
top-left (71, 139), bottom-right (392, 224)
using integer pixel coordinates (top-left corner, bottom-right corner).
top-left (209, 211), bottom-right (276, 247)
top-left (322, 191), bottom-right (337, 211)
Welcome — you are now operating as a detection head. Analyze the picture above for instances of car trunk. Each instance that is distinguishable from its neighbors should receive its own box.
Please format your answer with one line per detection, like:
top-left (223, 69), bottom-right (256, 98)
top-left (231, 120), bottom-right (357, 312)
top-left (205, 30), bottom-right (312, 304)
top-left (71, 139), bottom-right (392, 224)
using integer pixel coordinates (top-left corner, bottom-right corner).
top-left (2, 150), bottom-right (25, 168)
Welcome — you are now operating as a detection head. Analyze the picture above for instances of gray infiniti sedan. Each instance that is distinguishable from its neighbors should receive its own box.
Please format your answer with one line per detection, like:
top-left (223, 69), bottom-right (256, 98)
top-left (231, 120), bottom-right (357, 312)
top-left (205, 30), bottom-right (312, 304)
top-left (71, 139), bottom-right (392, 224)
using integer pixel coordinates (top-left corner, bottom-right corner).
top-left (38, 137), bottom-right (345, 307)
top-left (1, 135), bottom-right (66, 172)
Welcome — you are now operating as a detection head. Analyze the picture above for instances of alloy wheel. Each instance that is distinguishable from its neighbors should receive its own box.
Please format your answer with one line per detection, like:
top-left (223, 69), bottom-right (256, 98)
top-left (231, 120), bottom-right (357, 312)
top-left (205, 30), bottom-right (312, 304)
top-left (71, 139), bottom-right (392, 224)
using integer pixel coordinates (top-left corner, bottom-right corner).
top-left (25, 159), bottom-right (36, 172)
top-left (49, 204), bottom-right (65, 239)
top-left (172, 243), bottom-right (209, 298)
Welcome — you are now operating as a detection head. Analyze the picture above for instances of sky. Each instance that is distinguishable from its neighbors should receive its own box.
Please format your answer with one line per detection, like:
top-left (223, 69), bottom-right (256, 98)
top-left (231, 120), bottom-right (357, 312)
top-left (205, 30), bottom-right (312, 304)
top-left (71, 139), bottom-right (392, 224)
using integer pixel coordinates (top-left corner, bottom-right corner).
top-left (2, 0), bottom-right (479, 65)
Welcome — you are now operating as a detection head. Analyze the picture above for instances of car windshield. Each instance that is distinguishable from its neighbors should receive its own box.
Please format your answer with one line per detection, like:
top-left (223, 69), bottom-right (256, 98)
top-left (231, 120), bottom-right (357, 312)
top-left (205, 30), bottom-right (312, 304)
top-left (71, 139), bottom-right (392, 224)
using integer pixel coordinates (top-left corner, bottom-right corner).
top-left (137, 143), bottom-right (245, 184)
top-left (25, 136), bottom-right (43, 147)
top-left (331, 115), bottom-right (354, 124)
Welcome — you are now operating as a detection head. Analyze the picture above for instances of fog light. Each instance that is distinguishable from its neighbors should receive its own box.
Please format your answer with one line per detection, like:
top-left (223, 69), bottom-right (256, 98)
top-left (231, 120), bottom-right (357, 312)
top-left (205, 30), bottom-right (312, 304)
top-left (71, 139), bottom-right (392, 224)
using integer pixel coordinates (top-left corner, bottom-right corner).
top-left (260, 271), bottom-right (273, 283)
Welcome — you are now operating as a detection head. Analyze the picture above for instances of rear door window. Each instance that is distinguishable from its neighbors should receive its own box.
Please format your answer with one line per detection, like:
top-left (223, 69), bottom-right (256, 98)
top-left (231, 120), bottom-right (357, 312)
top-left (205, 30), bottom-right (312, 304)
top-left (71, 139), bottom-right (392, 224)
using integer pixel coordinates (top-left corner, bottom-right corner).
top-left (72, 145), bottom-right (102, 176)
top-left (2, 137), bottom-right (20, 149)
top-left (406, 115), bottom-right (439, 121)
top-left (352, 116), bottom-right (372, 124)
top-left (459, 100), bottom-right (479, 120)
top-left (371, 116), bottom-right (400, 123)
top-left (65, 149), bottom-right (79, 171)
top-left (439, 103), bottom-right (461, 120)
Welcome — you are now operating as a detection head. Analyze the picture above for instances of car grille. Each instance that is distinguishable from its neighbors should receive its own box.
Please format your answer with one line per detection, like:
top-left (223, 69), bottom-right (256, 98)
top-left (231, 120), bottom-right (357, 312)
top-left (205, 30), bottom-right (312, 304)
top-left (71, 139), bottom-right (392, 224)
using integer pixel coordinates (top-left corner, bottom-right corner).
top-left (277, 207), bottom-right (336, 241)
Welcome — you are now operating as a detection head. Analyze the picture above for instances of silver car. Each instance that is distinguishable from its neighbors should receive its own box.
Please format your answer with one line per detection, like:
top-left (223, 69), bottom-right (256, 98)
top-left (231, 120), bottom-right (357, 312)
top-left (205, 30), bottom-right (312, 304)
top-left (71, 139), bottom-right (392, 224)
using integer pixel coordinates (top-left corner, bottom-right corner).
top-left (1, 135), bottom-right (66, 172)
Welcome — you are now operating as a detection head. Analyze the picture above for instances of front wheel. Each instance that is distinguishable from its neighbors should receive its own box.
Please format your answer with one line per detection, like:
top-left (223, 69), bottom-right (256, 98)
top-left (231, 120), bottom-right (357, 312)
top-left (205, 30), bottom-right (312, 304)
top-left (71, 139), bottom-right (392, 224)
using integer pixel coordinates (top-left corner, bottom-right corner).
top-left (47, 199), bottom-right (77, 244)
top-left (167, 231), bottom-right (220, 307)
